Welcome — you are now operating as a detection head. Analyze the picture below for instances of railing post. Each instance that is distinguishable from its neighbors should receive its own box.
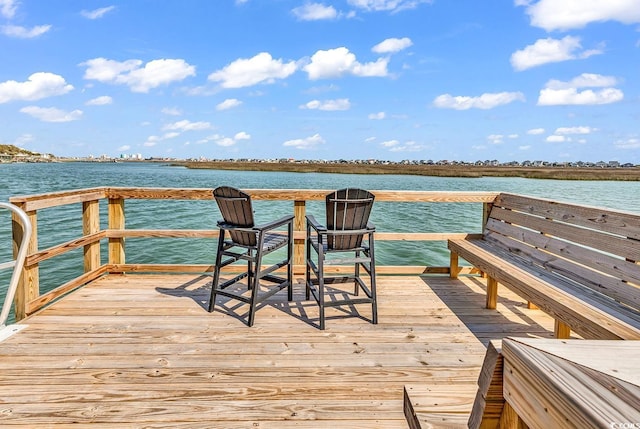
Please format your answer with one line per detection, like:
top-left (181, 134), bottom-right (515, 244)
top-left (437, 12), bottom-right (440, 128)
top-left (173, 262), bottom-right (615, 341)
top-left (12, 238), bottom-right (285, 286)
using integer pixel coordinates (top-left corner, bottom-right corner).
top-left (83, 200), bottom-right (101, 272)
top-left (108, 197), bottom-right (125, 267)
top-left (482, 202), bottom-right (492, 230)
top-left (293, 200), bottom-right (306, 269)
top-left (12, 205), bottom-right (38, 321)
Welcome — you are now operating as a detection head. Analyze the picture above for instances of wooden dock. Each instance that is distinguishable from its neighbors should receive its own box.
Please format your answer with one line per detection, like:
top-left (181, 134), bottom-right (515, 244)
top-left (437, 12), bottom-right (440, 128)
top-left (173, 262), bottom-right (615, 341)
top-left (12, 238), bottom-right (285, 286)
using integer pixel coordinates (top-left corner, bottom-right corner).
top-left (0, 273), bottom-right (559, 427)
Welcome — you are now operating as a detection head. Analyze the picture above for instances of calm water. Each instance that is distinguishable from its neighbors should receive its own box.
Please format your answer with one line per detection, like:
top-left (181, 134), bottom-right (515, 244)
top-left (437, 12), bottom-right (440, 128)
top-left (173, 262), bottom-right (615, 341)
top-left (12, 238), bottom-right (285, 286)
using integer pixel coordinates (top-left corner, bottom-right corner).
top-left (1, 162), bottom-right (639, 320)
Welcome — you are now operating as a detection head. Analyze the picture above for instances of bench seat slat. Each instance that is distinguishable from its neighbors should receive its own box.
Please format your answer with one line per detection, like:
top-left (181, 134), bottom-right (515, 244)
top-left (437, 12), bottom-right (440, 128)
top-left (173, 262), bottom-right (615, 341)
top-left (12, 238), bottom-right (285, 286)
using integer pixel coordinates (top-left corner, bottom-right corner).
top-left (449, 238), bottom-right (640, 340)
top-left (494, 193), bottom-right (640, 240)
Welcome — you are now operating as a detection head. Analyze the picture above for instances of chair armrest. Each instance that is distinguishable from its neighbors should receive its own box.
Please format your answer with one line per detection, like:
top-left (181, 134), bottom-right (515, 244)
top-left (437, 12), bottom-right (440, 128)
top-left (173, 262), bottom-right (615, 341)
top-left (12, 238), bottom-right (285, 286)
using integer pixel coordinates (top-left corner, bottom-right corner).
top-left (306, 214), bottom-right (327, 233)
top-left (366, 222), bottom-right (376, 232)
top-left (217, 221), bottom-right (255, 233)
top-left (253, 214), bottom-right (294, 232)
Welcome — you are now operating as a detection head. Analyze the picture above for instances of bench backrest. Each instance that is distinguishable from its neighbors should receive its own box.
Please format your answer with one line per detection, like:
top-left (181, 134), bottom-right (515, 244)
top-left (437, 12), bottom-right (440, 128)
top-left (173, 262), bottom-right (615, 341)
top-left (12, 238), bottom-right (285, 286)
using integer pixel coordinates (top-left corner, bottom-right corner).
top-left (484, 193), bottom-right (640, 313)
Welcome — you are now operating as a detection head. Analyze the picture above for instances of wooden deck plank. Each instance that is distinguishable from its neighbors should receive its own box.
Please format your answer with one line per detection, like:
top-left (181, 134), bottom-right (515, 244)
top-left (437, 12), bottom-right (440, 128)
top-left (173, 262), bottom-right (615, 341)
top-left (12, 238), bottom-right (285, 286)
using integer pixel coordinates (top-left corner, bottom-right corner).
top-left (0, 274), bottom-right (560, 427)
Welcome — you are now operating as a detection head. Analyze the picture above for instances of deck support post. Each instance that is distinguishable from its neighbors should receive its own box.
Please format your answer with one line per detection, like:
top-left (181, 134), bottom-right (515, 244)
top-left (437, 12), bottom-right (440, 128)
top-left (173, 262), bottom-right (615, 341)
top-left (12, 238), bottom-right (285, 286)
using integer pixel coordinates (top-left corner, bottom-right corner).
top-left (83, 200), bottom-right (101, 272)
top-left (449, 250), bottom-right (459, 279)
top-left (108, 197), bottom-right (125, 268)
top-left (486, 276), bottom-right (498, 309)
top-left (12, 205), bottom-right (38, 321)
top-left (554, 320), bottom-right (571, 339)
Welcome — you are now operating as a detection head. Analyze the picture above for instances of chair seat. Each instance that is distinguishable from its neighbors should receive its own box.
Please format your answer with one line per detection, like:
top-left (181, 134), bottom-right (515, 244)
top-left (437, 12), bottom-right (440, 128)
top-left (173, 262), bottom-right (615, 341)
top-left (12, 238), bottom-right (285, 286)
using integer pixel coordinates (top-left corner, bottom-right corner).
top-left (225, 232), bottom-right (288, 252)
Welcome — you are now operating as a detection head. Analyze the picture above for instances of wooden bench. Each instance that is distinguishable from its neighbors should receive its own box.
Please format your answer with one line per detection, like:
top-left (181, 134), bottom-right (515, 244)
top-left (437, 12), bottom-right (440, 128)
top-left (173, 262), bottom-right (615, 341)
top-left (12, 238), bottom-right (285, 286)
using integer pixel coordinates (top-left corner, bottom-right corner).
top-left (448, 193), bottom-right (640, 340)
top-left (469, 338), bottom-right (640, 429)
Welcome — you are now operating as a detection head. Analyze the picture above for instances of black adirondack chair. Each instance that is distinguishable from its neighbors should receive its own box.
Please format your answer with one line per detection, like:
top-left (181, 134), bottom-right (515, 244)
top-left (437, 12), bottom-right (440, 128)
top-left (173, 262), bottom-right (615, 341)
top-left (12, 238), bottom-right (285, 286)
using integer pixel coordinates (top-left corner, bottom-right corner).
top-left (305, 188), bottom-right (377, 329)
top-left (208, 186), bottom-right (294, 327)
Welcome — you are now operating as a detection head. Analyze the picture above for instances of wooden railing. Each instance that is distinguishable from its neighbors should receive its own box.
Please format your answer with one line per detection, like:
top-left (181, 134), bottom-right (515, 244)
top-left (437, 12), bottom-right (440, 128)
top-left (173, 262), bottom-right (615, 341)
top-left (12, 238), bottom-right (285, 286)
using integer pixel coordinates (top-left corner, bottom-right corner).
top-left (9, 187), bottom-right (498, 321)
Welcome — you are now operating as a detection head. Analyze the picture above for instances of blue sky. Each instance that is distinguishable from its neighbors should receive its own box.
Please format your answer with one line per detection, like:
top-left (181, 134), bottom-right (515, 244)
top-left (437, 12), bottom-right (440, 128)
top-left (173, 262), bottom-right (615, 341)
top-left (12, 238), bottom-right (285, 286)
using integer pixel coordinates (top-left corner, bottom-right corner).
top-left (0, 0), bottom-right (639, 162)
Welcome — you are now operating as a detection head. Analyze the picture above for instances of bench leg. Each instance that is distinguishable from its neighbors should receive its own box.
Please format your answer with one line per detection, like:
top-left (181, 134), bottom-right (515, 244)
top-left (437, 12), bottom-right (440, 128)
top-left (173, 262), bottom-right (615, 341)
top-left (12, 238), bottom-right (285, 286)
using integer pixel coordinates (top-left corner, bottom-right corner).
top-left (449, 251), bottom-right (459, 279)
top-left (486, 276), bottom-right (498, 310)
top-left (499, 401), bottom-right (526, 429)
top-left (554, 320), bottom-right (571, 339)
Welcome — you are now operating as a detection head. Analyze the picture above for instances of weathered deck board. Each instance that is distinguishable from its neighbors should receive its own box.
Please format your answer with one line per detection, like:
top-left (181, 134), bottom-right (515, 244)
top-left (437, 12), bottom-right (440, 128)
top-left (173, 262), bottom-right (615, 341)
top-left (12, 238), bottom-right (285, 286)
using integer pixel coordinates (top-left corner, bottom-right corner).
top-left (0, 274), bottom-right (558, 427)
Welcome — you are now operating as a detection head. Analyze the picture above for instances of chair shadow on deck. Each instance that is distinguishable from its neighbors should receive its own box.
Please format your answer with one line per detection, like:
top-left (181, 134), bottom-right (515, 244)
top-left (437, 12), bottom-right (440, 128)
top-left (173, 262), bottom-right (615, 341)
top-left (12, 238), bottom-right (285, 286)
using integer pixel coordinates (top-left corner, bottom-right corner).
top-left (155, 276), bottom-right (370, 329)
top-left (424, 275), bottom-right (557, 346)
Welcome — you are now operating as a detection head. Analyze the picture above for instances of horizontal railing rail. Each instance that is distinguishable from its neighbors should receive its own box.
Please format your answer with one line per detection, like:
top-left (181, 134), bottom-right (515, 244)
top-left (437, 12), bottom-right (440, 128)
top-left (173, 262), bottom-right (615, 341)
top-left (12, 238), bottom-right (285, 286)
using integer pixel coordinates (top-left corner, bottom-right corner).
top-left (9, 187), bottom-right (498, 320)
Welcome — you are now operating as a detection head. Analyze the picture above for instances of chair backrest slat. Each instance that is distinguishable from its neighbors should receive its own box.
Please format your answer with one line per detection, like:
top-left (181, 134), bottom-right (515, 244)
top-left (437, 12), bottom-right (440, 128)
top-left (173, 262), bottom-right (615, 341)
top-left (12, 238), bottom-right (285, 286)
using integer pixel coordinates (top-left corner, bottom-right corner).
top-left (326, 188), bottom-right (374, 250)
top-left (214, 186), bottom-right (256, 246)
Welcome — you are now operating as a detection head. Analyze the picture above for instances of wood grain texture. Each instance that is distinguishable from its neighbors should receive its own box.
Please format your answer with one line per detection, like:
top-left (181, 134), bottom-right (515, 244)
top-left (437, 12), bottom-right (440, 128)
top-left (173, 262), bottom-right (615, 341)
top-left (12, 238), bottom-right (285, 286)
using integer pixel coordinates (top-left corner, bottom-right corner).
top-left (0, 273), bottom-right (558, 427)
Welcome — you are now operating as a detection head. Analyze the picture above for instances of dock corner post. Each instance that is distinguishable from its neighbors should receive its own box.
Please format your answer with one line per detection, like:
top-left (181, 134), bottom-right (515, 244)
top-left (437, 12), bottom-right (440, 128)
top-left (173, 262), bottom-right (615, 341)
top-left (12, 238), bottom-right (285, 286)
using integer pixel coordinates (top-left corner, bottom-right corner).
top-left (293, 200), bottom-right (306, 273)
top-left (108, 197), bottom-right (125, 269)
top-left (482, 202), bottom-right (492, 230)
top-left (12, 206), bottom-right (39, 321)
top-left (83, 199), bottom-right (101, 273)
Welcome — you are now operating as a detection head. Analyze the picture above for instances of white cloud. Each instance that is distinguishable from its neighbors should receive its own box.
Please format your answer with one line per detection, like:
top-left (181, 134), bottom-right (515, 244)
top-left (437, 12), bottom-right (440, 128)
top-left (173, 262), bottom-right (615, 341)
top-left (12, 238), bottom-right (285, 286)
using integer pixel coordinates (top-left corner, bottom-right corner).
top-left (538, 73), bottom-right (623, 106)
top-left (511, 36), bottom-right (602, 71)
top-left (81, 6), bottom-right (116, 19)
top-left (487, 134), bottom-right (504, 144)
top-left (234, 131), bottom-right (251, 140)
top-left (546, 135), bottom-right (567, 143)
top-left (369, 112), bottom-right (386, 120)
top-left (615, 138), bottom-right (640, 149)
top-left (81, 58), bottom-right (196, 93)
top-left (521, 0), bottom-right (640, 31)
top-left (118, 145), bottom-right (131, 151)
top-left (292, 3), bottom-right (338, 20)
top-left (519, 145), bottom-right (532, 150)
top-left (196, 132), bottom-right (250, 147)
top-left (372, 37), bottom-right (413, 54)
top-left (1, 24), bottom-right (52, 38)
top-left (381, 139), bottom-right (423, 152)
top-left (216, 137), bottom-right (236, 147)
top-left (283, 133), bottom-right (325, 150)
top-left (216, 98), bottom-right (242, 111)
top-left (0, 72), bottom-right (73, 104)
top-left (304, 47), bottom-right (389, 79)
top-left (85, 95), bottom-right (113, 106)
top-left (508, 134), bottom-right (519, 139)
top-left (0, 0), bottom-right (18, 19)
top-left (348, 0), bottom-right (432, 13)
top-left (555, 126), bottom-right (596, 135)
top-left (300, 98), bottom-right (351, 111)
top-left (433, 91), bottom-right (525, 110)
top-left (161, 107), bottom-right (182, 116)
top-left (208, 52), bottom-right (297, 89)
top-left (527, 128), bottom-right (545, 135)
top-left (545, 73), bottom-right (618, 90)
top-left (162, 132), bottom-right (180, 140)
top-left (163, 120), bottom-right (212, 131)
top-left (20, 106), bottom-right (83, 123)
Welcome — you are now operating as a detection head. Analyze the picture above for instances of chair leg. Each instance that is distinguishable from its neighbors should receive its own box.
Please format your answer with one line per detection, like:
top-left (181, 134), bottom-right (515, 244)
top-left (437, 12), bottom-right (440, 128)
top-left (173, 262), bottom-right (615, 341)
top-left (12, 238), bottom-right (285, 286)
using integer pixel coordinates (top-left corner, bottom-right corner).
top-left (287, 222), bottom-right (293, 302)
top-left (369, 237), bottom-right (378, 325)
top-left (318, 252), bottom-right (325, 330)
top-left (247, 248), bottom-right (263, 327)
top-left (354, 250), bottom-right (360, 296)
top-left (208, 231), bottom-right (226, 313)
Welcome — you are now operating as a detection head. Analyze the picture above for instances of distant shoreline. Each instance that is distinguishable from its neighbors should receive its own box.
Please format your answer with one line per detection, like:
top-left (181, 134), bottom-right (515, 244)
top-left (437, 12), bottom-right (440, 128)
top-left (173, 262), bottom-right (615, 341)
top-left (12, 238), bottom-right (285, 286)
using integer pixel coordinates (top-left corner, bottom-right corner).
top-left (172, 161), bottom-right (640, 181)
